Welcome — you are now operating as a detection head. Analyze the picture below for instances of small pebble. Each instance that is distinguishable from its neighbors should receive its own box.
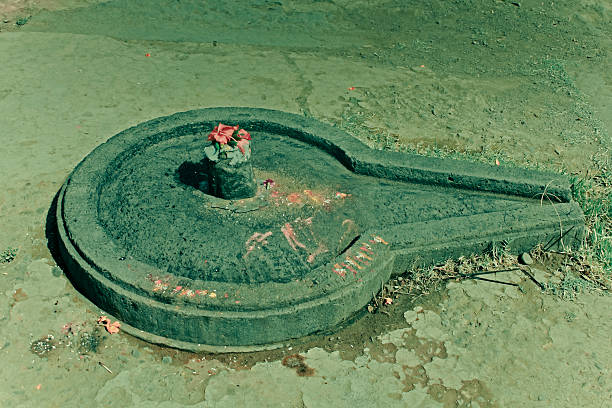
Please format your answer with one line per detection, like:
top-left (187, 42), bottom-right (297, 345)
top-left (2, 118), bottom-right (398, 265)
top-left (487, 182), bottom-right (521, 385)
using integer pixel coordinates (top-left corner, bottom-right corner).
top-left (519, 252), bottom-right (533, 265)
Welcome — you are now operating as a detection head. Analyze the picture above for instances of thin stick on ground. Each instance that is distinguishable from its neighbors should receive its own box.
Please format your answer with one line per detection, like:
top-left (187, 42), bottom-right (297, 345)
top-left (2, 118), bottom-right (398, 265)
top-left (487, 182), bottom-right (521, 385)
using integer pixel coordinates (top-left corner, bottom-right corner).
top-left (98, 361), bottom-right (112, 374)
top-left (473, 276), bottom-right (519, 287)
top-left (521, 267), bottom-right (544, 290)
top-left (443, 267), bottom-right (521, 281)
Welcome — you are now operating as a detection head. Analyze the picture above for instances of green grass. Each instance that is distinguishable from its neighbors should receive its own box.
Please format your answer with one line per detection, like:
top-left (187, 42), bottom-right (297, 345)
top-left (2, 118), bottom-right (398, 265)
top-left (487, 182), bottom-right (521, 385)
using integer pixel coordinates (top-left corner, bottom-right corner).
top-left (543, 271), bottom-right (599, 300)
top-left (571, 169), bottom-right (612, 277)
top-left (15, 16), bottom-right (30, 26)
top-left (1, 247), bottom-right (18, 264)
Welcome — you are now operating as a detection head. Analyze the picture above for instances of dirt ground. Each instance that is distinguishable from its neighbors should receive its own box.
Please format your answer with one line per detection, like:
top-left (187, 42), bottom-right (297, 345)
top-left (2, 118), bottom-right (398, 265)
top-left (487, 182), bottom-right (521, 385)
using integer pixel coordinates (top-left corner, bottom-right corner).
top-left (0, 0), bottom-right (610, 407)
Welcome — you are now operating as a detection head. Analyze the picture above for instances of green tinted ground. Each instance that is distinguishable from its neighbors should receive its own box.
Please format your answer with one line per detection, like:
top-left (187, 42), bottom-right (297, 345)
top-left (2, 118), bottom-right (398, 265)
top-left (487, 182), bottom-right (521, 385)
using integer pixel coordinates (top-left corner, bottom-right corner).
top-left (0, 0), bottom-right (610, 406)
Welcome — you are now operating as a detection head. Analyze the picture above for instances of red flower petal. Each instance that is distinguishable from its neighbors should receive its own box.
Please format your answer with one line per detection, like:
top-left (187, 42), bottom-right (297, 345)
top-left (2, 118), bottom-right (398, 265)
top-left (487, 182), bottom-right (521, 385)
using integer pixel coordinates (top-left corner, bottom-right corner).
top-left (236, 138), bottom-right (250, 155)
top-left (237, 128), bottom-right (251, 140)
top-left (208, 123), bottom-right (237, 144)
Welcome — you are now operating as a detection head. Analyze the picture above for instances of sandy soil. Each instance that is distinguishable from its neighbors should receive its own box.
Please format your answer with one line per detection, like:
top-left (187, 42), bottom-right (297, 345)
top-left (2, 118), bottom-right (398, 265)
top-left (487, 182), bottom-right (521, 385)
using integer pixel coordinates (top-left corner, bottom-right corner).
top-left (0, 0), bottom-right (610, 406)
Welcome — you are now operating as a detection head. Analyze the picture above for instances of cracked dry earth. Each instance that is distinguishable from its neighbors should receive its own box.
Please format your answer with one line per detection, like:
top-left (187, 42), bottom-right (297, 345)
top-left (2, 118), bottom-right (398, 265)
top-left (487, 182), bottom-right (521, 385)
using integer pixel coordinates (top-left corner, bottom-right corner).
top-left (2, 260), bottom-right (610, 406)
top-left (1, 0), bottom-right (611, 406)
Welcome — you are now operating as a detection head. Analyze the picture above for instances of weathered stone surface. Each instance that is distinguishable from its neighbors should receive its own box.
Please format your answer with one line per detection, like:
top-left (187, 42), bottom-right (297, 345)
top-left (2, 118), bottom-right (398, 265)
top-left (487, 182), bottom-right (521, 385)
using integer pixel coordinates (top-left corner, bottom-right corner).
top-left (208, 156), bottom-right (257, 199)
top-left (519, 252), bottom-right (534, 265)
top-left (55, 107), bottom-right (584, 350)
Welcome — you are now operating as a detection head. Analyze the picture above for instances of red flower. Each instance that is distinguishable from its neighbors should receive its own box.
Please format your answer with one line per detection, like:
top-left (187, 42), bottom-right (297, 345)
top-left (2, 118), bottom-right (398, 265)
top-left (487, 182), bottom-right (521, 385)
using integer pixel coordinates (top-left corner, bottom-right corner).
top-left (236, 138), bottom-right (250, 155)
top-left (97, 315), bottom-right (121, 334)
top-left (237, 128), bottom-right (251, 140)
top-left (208, 123), bottom-right (238, 145)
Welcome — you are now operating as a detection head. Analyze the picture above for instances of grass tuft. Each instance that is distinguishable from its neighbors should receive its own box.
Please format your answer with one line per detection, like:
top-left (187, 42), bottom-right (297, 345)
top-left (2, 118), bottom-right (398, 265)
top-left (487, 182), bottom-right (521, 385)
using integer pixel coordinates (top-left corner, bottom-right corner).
top-left (571, 167), bottom-right (611, 279)
top-left (1, 247), bottom-right (18, 264)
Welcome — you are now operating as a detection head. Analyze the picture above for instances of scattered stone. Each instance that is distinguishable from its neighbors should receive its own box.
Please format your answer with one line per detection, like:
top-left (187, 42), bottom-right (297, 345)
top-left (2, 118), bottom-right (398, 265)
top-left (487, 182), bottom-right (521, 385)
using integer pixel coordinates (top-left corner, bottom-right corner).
top-left (30, 335), bottom-right (56, 357)
top-left (52, 266), bottom-right (62, 277)
top-left (1, 247), bottom-right (18, 263)
top-left (519, 252), bottom-right (534, 265)
top-left (78, 331), bottom-right (101, 353)
top-left (162, 356), bottom-right (173, 364)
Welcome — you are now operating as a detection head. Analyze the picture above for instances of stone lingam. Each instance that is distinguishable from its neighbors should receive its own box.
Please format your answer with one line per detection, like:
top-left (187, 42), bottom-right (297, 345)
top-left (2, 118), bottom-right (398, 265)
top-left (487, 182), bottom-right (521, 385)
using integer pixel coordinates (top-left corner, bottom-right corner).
top-left (202, 123), bottom-right (258, 200)
top-left (54, 107), bottom-right (584, 352)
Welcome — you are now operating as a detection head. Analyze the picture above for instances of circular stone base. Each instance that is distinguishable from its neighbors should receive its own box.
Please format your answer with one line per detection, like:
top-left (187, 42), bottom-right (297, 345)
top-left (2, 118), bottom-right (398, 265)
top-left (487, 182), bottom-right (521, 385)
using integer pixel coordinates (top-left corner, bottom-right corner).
top-left (57, 107), bottom-right (398, 350)
top-left (56, 107), bottom-right (584, 350)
